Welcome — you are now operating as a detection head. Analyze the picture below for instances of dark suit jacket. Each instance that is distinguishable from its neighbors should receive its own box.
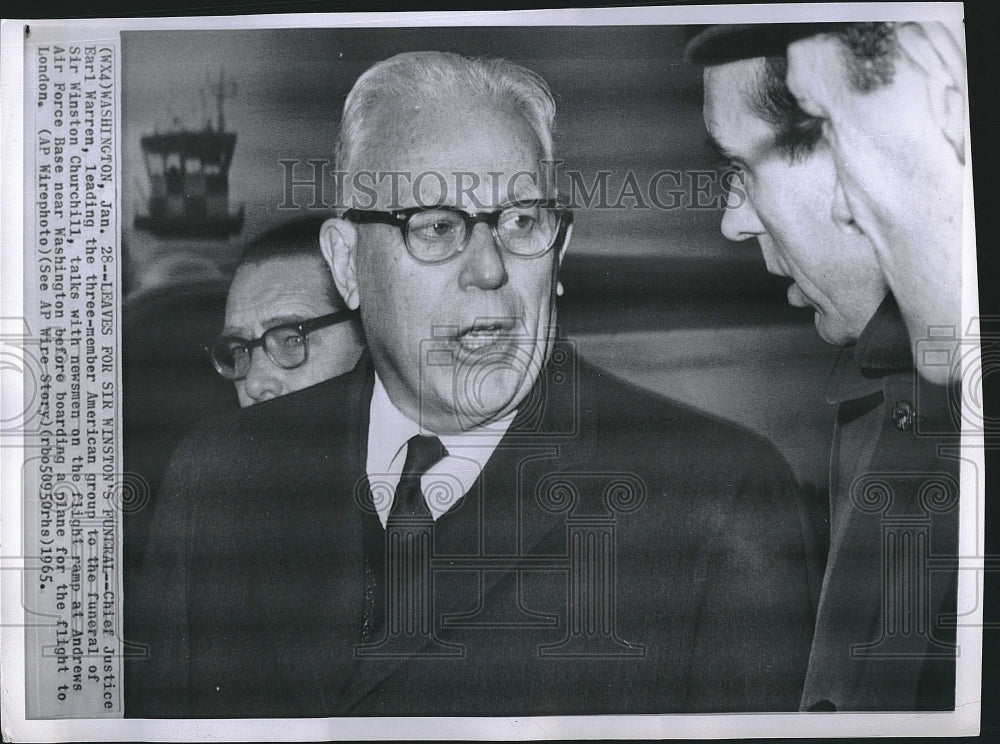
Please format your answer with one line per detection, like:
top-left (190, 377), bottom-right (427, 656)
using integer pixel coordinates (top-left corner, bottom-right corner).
top-left (126, 346), bottom-right (818, 717)
top-left (801, 296), bottom-right (960, 711)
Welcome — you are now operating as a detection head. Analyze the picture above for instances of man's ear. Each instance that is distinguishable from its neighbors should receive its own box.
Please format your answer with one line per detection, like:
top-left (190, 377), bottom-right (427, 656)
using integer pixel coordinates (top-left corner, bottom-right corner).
top-left (554, 223), bottom-right (572, 297)
top-left (319, 217), bottom-right (361, 311)
top-left (897, 21), bottom-right (968, 164)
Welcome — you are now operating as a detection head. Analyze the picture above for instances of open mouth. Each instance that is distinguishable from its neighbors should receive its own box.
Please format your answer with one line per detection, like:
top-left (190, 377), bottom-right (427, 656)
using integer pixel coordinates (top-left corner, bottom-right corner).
top-left (455, 319), bottom-right (517, 351)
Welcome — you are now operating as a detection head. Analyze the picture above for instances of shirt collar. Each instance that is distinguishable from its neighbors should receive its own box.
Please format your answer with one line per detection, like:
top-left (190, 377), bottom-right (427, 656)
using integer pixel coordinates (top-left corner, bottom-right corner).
top-left (366, 375), bottom-right (419, 499)
top-left (826, 294), bottom-right (913, 405)
top-left (366, 374), bottom-right (513, 526)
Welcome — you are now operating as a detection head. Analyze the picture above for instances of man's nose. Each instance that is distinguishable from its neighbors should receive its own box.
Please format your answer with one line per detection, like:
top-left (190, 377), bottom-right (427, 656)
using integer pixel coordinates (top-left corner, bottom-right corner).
top-left (242, 347), bottom-right (284, 404)
top-left (458, 223), bottom-right (508, 291)
top-left (720, 187), bottom-right (765, 243)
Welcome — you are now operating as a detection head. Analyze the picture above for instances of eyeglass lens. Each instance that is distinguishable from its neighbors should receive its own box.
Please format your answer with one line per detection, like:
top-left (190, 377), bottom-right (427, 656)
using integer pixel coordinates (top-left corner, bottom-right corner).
top-left (213, 327), bottom-right (308, 380)
top-left (405, 204), bottom-right (559, 262)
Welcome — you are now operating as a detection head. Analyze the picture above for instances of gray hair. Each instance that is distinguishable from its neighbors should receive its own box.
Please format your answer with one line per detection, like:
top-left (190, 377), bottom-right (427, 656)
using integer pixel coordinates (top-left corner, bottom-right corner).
top-left (335, 51), bottom-right (556, 177)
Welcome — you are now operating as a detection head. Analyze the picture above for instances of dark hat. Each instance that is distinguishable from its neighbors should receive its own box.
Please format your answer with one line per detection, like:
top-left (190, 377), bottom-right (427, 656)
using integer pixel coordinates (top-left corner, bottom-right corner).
top-left (684, 23), bottom-right (840, 65)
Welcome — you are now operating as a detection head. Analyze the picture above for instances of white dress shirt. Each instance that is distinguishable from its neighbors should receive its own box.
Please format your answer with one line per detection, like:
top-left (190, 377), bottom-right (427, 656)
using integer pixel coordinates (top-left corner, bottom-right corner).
top-left (366, 375), bottom-right (514, 527)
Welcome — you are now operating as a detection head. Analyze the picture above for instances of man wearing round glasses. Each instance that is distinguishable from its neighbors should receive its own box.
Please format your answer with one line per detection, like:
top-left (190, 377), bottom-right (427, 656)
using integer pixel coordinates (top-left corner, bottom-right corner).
top-left (325, 199), bottom-right (570, 433)
top-left (322, 89), bottom-right (571, 436)
top-left (212, 218), bottom-right (365, 406)
top-left (130, 50), bottom-right (816, 718)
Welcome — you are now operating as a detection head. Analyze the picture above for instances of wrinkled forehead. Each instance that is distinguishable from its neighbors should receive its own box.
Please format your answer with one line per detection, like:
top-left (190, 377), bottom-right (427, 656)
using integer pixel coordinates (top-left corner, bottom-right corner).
top-left (348, 96), bottom-right (551, 210)
top-left (225, 255), bottom-right (334, 325)
top-left (229, 254), bottom-right (328, 299)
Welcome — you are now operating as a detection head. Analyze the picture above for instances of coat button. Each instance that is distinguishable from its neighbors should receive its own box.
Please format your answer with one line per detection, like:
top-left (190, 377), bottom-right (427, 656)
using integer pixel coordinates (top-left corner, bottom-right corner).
top-left (892, 400), bottom-right (915, 432)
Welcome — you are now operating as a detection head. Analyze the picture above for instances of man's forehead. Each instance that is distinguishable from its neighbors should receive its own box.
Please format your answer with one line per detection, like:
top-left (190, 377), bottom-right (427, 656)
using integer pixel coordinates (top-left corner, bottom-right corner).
top-left (230, 257), bottom-right (329, 306)
top-left (235, 253), bottom-right (323, 281)
top-left (704, 59), bottom-right (776, 159)
top-left (225, 263), bottom-right (333, 330)
top-left (352, 97), bottom-right (547, 208)
top-left (704, 59), bottom-right (763, 122)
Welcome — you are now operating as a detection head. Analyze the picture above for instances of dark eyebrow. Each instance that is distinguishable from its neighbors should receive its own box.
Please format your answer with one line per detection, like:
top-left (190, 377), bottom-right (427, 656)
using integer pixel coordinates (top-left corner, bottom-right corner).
top-left (220, 325), bottom-right (249, 340)
top-left (221, 314), bottom-right (312, 339)
top-left (773, 113), bottom-right (825, 163)
top-left (262, 314), bottom-right (312, 328)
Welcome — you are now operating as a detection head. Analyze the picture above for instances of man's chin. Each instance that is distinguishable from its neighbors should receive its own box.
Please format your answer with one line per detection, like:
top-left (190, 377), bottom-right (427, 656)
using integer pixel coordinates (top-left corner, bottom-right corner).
top-left (815, 316), bottom-right (851, 347)
top-left (451, 371), bottom-right (528, 429)
top-left (414, 342), bottom-right (546, 432)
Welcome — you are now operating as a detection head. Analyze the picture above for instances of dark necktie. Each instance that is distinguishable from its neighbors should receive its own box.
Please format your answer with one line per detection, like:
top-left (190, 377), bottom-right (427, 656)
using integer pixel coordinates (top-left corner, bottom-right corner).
top-left (358, 434), bottom-right (449, 659)
top-left (388, 434), bottom-right (446, 521)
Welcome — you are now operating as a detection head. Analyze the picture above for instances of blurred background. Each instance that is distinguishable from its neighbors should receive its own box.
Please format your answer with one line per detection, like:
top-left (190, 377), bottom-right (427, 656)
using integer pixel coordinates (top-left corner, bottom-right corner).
top-left (121, 26), bottom-right (838, 566)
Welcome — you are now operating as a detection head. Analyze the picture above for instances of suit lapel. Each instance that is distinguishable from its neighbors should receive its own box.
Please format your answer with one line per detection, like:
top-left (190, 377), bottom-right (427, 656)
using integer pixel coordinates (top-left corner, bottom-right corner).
top-left (290, 355), bottom-right (378, 713)
top-left (340, 350), bottom-right (578, 710)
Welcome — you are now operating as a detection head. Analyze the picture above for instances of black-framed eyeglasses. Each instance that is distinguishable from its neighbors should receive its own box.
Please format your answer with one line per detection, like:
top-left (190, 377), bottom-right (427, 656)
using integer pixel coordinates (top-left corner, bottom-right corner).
top-left (344, 200), bottom-right (573, 265)
top-left (208, 310), bottom-right (356, 381)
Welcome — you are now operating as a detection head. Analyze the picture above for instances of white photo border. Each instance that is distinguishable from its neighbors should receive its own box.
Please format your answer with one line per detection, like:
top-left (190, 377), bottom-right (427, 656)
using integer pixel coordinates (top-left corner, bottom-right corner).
top-left (0, 3), bottom-right (982, 740)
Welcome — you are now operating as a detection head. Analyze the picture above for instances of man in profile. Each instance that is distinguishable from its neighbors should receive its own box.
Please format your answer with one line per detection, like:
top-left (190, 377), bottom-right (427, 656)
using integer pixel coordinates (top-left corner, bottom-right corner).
top-left (128, 50), bottom-right (816, 718)
top-left (785, 21), bottom-right (970, 386)
top-left (211, 217), bottom-right (365, 406)
top-left (688, 24), bottom-right (960, 711)
top-left (691, 28), bottom-right (887, 348)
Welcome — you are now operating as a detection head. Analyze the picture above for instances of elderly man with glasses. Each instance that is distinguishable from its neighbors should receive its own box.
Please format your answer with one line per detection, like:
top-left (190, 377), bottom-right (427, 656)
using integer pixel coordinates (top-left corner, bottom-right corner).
top-left (210, 218), bottom-right (365, 407)
top-left (127, 51), bottom-right (818, 718)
